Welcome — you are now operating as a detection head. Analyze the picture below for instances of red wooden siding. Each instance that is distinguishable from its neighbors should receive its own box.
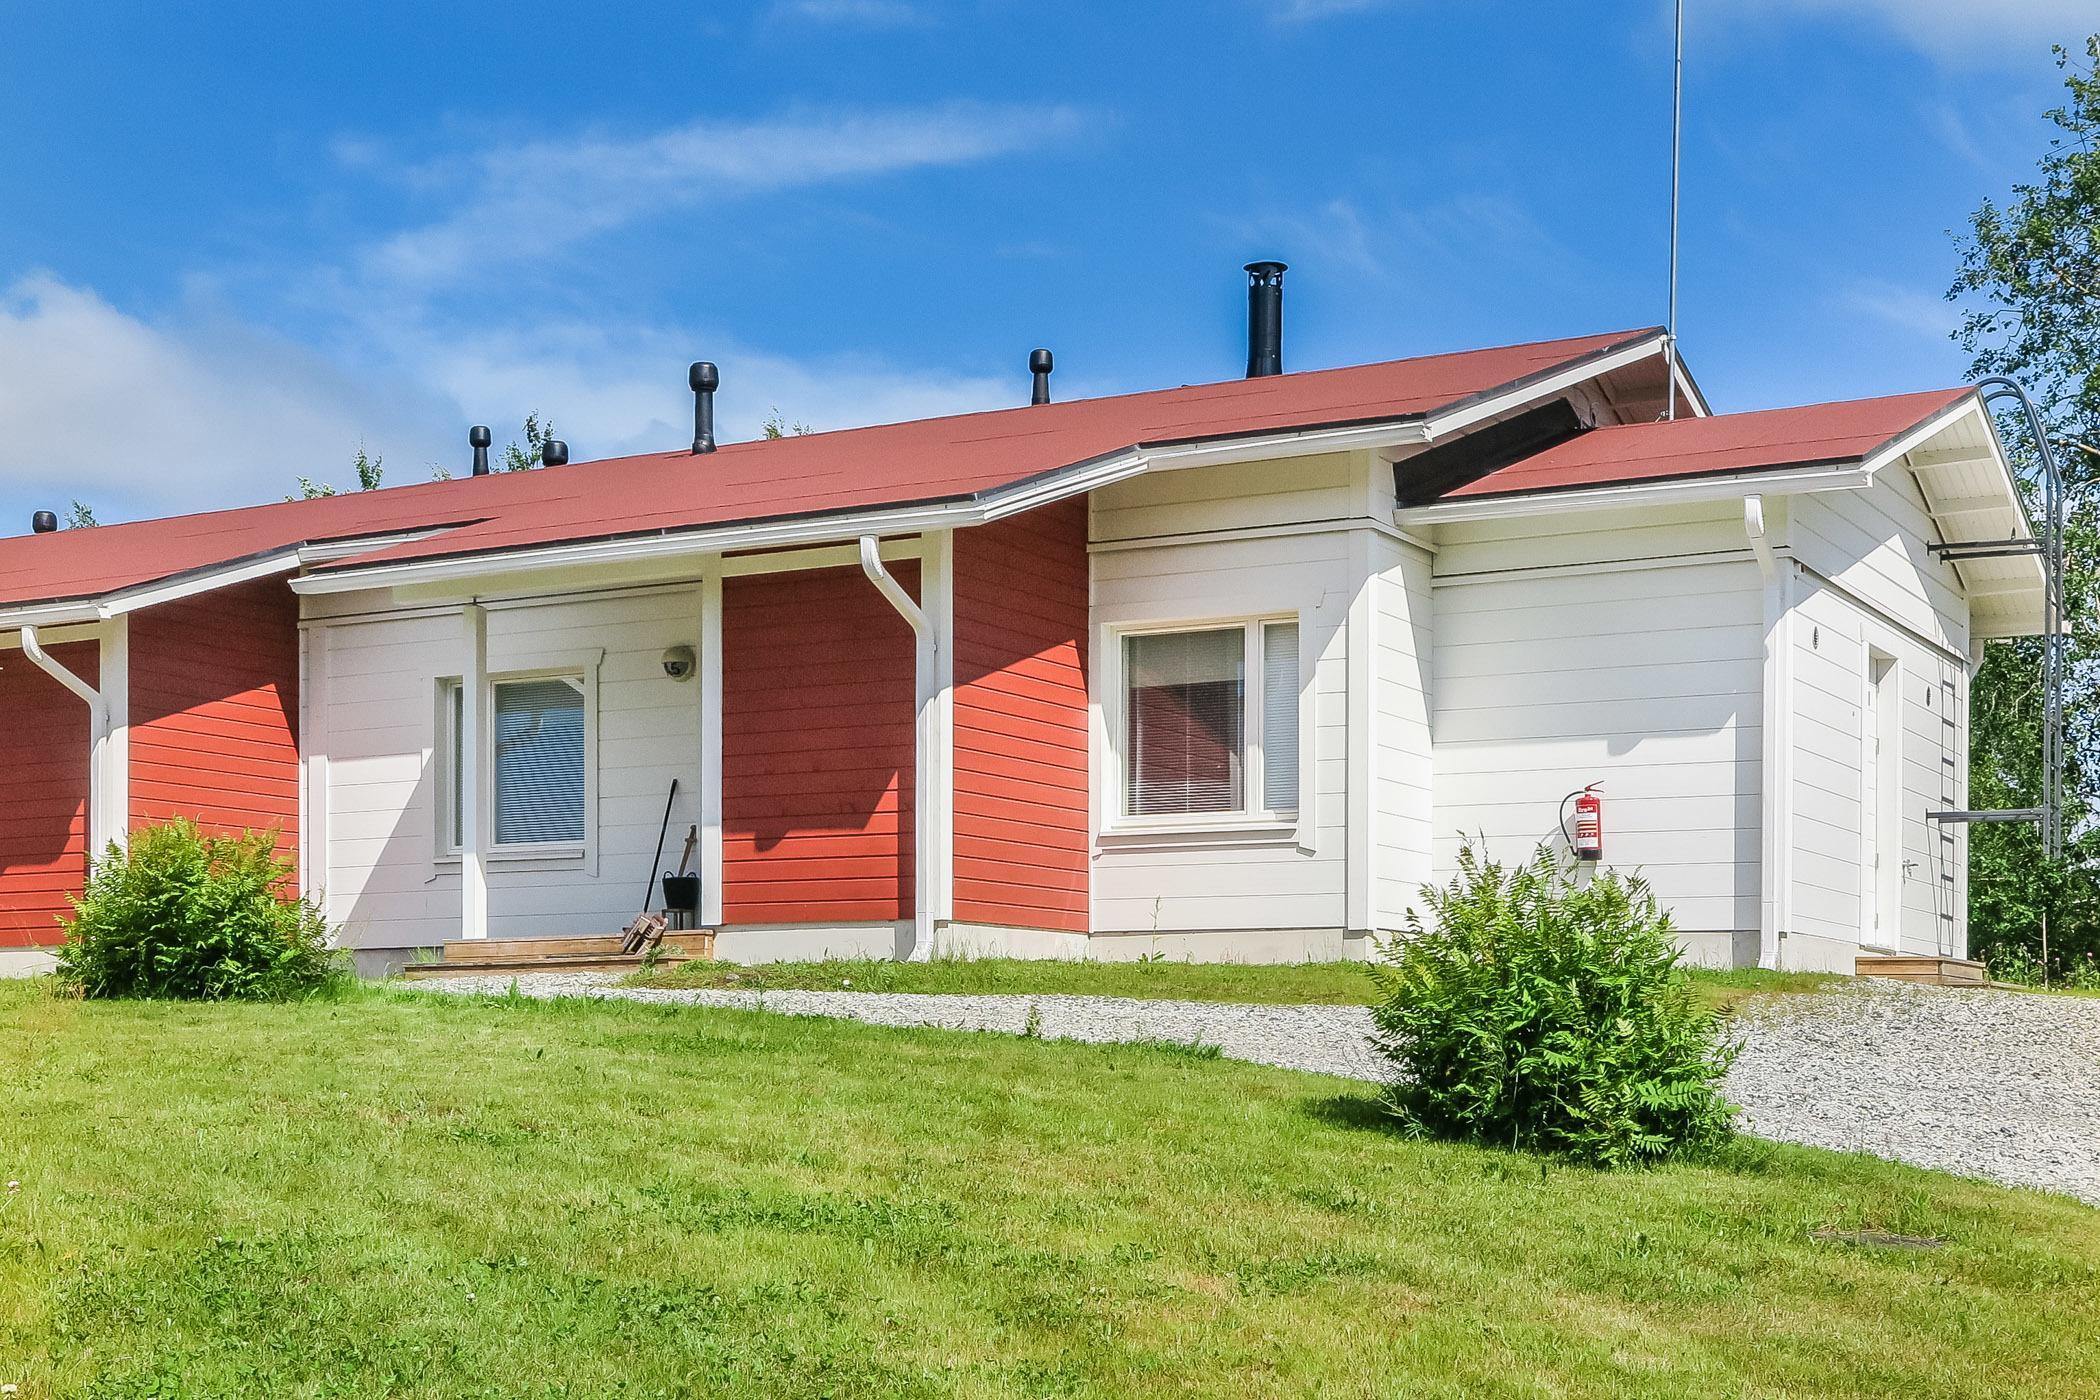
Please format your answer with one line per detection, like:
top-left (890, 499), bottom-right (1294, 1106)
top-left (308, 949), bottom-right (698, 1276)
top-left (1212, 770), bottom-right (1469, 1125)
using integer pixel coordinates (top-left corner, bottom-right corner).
top-left (952, 500), bottom-right (1091, 933)
top-left (0, 640), bottom-right (96, 946)
top-left (127, 579), bottom-right (301, 852)
top-left (721, 564), bottom-right (917, 924)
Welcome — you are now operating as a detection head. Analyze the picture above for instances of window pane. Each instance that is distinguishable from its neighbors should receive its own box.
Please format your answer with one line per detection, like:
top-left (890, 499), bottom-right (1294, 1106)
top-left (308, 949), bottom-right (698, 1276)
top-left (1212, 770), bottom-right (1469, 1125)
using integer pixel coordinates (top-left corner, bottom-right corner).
top-left (493, 677), bottom-right (586, 844)
top-left (448, 683), bottom-right (463, 849)
top-left (1262, 622), bottom-right (1299, 812)
top-left (1125, 629), bottom-right (1243, 815)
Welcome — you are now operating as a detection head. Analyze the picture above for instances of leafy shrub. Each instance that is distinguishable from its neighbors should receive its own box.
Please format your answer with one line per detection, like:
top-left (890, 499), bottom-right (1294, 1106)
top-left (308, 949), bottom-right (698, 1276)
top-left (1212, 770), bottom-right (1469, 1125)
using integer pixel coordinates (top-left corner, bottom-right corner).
top-left (1371, 845), bottom-right (1736, 1167)
top-left (59, 820), bottom-right (338, 1000)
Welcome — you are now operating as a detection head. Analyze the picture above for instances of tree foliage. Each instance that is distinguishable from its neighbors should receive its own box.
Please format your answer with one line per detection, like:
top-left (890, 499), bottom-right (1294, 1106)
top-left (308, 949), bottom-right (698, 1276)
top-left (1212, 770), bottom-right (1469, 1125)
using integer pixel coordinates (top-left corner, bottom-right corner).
top-left (503, 413), bottom-right (556, 471)
top-left (1951, 36), bottom-right (2100, 978)
top-left (293, 444), bottom-right (384, 500)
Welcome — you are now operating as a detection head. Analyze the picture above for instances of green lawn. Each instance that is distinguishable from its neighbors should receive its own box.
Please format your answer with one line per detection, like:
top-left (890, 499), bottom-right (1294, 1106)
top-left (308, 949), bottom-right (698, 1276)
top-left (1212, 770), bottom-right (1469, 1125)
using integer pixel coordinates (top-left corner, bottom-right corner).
top-left (2, 979), bottom-right (2093, 1398)
top-left (634, 955), bottom-right (1841, 1012)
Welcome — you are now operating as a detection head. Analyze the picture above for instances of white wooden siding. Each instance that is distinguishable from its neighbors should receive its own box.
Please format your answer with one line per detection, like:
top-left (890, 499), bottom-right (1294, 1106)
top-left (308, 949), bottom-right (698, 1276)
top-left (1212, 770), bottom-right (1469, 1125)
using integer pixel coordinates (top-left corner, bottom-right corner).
top-left (1089, 492), bottom-right (1356, 935)
top-left (312, 589), bottom-right (703, 949)
top-left (1372, 534), bottom-right (1434, 930)
top-left (1430, 504), bottom-right (1764, 941)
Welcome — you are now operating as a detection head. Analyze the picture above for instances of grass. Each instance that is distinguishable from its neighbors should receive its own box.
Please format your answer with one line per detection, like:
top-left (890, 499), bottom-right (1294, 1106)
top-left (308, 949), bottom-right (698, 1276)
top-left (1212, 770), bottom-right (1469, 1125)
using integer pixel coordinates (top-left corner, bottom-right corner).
top-left (2, 980), bottom-right (2095, 1397)
top-left (633, 955), bottom-right (1842, 1012)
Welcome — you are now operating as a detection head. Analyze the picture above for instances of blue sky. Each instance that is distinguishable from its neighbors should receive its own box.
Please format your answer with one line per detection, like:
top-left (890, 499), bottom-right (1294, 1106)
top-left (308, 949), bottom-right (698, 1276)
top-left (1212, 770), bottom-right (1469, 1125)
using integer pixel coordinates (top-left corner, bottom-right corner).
top-left (0, 0), bottom-right (2088, 527)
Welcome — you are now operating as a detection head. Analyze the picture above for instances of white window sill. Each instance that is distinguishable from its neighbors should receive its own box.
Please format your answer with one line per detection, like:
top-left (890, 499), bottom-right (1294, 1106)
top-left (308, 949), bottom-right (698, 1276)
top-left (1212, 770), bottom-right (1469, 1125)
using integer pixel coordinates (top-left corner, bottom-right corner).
top-left (434, 844), bottom-right (589, 869)
top-left (1097, 816), bottom-right (1304, 850)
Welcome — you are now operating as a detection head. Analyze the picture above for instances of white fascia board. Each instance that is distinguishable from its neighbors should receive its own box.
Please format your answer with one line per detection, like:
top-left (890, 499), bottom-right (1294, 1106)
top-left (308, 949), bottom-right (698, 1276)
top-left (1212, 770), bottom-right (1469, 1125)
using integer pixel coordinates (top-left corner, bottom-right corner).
top-left (1417, 332), bottom-right (1670, 442)
top-left (1396, 461), bottom-right (1876, 525)
top-left (0, 548), bottom-right (304, 630)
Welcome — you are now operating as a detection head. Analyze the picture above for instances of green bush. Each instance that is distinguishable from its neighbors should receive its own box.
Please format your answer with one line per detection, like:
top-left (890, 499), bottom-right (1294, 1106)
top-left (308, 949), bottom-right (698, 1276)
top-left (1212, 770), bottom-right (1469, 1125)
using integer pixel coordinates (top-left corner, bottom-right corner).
top-left (1371, 845), bottom-right (1736, 1167)
top-left (58, 820), bottom-right (339, 1000)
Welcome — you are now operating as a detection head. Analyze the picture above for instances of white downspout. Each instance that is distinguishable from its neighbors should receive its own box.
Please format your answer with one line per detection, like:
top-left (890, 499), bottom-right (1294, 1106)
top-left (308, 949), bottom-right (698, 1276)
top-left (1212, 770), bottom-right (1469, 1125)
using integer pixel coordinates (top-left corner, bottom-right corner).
top-left (20, 625), bottom-right (116, 858)
top-left (1745, 496), bottom-right (1790, 969)
top-left (859, 534), bottom-right (943, 960)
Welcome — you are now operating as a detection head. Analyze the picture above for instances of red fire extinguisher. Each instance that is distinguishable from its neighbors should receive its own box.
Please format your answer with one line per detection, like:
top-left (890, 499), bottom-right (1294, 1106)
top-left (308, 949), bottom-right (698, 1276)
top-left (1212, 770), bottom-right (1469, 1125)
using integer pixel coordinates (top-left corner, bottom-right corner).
top-left (1564, 784), bottom-right (1604, 862)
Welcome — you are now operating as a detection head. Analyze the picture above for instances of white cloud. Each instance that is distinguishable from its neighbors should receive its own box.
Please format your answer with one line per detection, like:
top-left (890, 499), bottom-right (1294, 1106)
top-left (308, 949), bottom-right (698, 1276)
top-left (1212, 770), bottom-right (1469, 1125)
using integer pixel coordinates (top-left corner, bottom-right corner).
top-left (363, 103), bottom-right (1084, 286)
top-left (1723, 0), bottom-right (2091, 57)
top-left (0, 275), bottom-right (457, 519)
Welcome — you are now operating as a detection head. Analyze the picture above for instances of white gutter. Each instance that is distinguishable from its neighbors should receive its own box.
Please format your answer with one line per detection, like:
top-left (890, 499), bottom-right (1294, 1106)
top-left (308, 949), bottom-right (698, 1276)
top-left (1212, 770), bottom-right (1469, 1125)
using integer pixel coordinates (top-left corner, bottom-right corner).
top-left (1397, 461), bottom-right (1878, 526)
top-left (19, 624), bottom-right (120, 857)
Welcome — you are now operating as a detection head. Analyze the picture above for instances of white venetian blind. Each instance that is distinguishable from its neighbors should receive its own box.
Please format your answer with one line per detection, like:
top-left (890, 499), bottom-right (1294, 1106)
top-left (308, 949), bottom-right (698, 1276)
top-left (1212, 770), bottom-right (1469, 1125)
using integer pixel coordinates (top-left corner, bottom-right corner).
top-left (1125, 628), bottom-right (1243, 815)
top-left (492, 677), bottom-right (587, 845)
top-left (1262, 622), bottom-right (1299, 813)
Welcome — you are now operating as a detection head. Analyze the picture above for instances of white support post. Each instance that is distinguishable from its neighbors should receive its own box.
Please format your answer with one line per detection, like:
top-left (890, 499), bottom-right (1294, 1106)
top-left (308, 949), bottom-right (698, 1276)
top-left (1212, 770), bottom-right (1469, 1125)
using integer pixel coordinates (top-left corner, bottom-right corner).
top-left (301, 623), bottom-right (330, 912)
top-left (923, 528), bottom-right (955, 926)
top-left (698, 567), bottom-right (725, 929)
top-left (859, 532), bottom-right (952, 960)
top-left (459, 602), bottom-right (490, 941)
top-left (97, 619), bottom-right (129, 855)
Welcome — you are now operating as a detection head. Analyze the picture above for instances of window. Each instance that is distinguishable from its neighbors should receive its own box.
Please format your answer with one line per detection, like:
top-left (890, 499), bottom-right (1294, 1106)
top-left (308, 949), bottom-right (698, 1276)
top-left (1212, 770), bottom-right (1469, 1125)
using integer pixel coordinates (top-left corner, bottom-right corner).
top-left (1121, 619), bottom-right (1299, 820)
top-left (439, 673), bottom-right (590, 851)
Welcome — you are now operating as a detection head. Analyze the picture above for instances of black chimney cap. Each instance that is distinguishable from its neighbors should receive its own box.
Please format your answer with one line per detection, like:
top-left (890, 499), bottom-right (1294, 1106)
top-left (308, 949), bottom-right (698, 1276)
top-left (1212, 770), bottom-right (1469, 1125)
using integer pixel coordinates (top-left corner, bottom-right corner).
top-left (31, 510), bottom-right (57, 534)
top-left (469, 425), bottom-right (492, 448)
top-left (1029, 347), bottom-right (1054, 406)
top-left (690, 361), bottom-right (719, 392)
top-left (1245, 259), bottom-right (1288, 281)
top-left (541, 439), bottom-right (570, 467)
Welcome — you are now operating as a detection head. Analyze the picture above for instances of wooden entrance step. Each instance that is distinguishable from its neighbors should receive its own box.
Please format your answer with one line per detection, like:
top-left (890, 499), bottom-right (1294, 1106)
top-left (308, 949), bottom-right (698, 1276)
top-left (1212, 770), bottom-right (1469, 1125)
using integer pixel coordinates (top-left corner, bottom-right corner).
top-left (399, 930), bottom-right (715, 980)
top-left (1855, 954), bottom-right (1989, 986)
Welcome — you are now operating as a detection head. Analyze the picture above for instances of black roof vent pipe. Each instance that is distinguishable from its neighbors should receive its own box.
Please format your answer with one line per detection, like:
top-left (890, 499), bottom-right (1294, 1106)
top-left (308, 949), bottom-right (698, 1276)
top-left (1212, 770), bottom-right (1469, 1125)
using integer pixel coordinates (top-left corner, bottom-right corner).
top-left (690, 361), bottom-right (719, 454)
top-left (31, 510), bottom-right (57, 534)
top-left (1244, 260), bottom-right (1287, 378)
top-left (1029, 348), bottom-right (1053, 405)
top-left (541, 438), bottom-right (569, 467)
top-left (469, 425), bottom-right (492, 476)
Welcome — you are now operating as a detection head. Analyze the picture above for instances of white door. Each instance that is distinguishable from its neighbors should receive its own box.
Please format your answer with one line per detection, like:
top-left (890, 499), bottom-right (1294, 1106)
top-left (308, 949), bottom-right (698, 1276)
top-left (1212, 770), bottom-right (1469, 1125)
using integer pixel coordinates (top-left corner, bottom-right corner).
top-left (1862, 652), bottom-right (1898, 948)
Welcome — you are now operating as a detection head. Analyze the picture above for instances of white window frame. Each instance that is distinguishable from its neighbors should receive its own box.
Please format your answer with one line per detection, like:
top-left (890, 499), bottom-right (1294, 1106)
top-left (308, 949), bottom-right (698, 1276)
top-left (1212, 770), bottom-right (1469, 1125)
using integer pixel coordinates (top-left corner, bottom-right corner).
top-left (1104, 613), bottom-right (1306, 836)
top-left (435, 659), bottom-right (600, 866)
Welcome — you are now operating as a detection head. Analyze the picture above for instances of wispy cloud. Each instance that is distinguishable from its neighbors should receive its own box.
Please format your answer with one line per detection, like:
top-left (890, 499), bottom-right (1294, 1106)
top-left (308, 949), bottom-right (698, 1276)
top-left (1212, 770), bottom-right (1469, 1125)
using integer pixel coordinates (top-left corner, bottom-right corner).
top-left (1260, 0), bottom-right (1392, 22)
top-left (764, 0), bottom-right (929, 27)
top-left (1722, 0), bottom-right (2091, 58)
top-left (1222, 191), bottom-right (1587, 288)
top-left (360, 103), bottom-right (1087, 286)
top-left (1840, 277), bottom-right (1960, 340)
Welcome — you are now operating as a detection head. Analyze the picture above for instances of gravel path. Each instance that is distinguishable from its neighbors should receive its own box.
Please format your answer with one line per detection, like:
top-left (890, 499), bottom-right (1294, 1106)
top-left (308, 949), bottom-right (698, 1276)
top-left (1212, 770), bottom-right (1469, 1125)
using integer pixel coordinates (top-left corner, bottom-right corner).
top-left (418, 972), bottom-right (2100, 1206)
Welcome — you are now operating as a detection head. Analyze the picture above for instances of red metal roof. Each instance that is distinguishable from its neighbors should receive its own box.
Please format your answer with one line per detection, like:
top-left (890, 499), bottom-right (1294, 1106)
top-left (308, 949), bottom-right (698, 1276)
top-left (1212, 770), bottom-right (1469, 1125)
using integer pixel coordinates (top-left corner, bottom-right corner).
top-left (0, 327), bottom-right (1659, 610)
top-left (1436, 387), bottom-right (1975, 502)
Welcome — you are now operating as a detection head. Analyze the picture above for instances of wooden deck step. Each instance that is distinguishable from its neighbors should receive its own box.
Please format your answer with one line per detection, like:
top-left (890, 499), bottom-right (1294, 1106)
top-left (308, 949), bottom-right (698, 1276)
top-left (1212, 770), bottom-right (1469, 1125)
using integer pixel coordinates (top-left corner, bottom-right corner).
top-left (1855, 954), bottom-right (1989, 986)
top-left (401, 950), bottom-right (697, 980)
top-left (398, 929), bottom-right (717, 980)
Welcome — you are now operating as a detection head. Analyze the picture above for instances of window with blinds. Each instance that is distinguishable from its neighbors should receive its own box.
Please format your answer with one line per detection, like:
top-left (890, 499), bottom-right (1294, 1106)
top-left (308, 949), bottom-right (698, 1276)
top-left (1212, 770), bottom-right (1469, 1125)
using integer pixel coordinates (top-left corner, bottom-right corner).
top-left (1125, 628), bottom-right (1244, 815)
top-left (491, 676), bottom-right (587, 845)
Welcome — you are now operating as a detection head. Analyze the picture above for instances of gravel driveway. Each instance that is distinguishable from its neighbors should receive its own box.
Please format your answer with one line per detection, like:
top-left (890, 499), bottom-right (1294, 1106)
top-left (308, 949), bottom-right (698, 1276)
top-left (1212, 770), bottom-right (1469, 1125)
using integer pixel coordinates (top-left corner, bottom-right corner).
top-left (419, 972), bottom-right (2100, 1206)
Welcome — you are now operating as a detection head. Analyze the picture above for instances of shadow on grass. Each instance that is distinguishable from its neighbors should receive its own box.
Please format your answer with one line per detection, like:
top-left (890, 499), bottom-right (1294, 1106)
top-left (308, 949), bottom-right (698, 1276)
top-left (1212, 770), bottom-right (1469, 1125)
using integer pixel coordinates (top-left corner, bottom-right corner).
top-left (1303, 1091), bottom-right (1398, 1133)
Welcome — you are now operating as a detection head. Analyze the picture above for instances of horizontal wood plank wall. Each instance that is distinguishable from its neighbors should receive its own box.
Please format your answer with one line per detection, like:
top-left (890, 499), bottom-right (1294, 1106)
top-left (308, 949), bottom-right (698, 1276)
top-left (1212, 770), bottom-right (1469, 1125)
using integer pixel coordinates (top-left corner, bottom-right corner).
top-left (722, 564), bottom-right (917, 924)
top-left (952, 501), bottom-right (1090, 933)
top-left (128, 579), bottom-right (301, 854)
top-left (0, 640), bottom-right (96, 946)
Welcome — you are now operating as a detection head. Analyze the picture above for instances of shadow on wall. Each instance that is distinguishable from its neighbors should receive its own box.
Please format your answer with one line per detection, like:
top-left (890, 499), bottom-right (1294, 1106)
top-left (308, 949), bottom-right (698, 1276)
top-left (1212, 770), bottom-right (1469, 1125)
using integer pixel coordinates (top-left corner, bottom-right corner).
top-left (721, 565), bottom-right (918, 921)
top-left (0, 639), bottom-right (96, 946)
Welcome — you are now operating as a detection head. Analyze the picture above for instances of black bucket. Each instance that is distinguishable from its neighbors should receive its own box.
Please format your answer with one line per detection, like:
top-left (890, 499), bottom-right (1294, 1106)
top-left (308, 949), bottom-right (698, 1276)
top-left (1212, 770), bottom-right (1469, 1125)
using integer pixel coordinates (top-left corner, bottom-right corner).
top-left (661, 873), bottom-right (700, 914)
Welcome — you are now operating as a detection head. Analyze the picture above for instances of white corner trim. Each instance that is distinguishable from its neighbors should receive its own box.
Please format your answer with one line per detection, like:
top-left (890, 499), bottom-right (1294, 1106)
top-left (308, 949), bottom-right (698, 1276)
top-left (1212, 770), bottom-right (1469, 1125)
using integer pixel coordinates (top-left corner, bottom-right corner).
top-left (697, 568), bottom-right (724, 929)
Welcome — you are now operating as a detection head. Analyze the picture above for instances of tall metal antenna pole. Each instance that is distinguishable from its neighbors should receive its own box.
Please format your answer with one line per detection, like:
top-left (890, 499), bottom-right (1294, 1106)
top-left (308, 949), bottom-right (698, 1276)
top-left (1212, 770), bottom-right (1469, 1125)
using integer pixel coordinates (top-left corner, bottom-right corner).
top-left (1666, 0), bottom-right (1684, 421)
